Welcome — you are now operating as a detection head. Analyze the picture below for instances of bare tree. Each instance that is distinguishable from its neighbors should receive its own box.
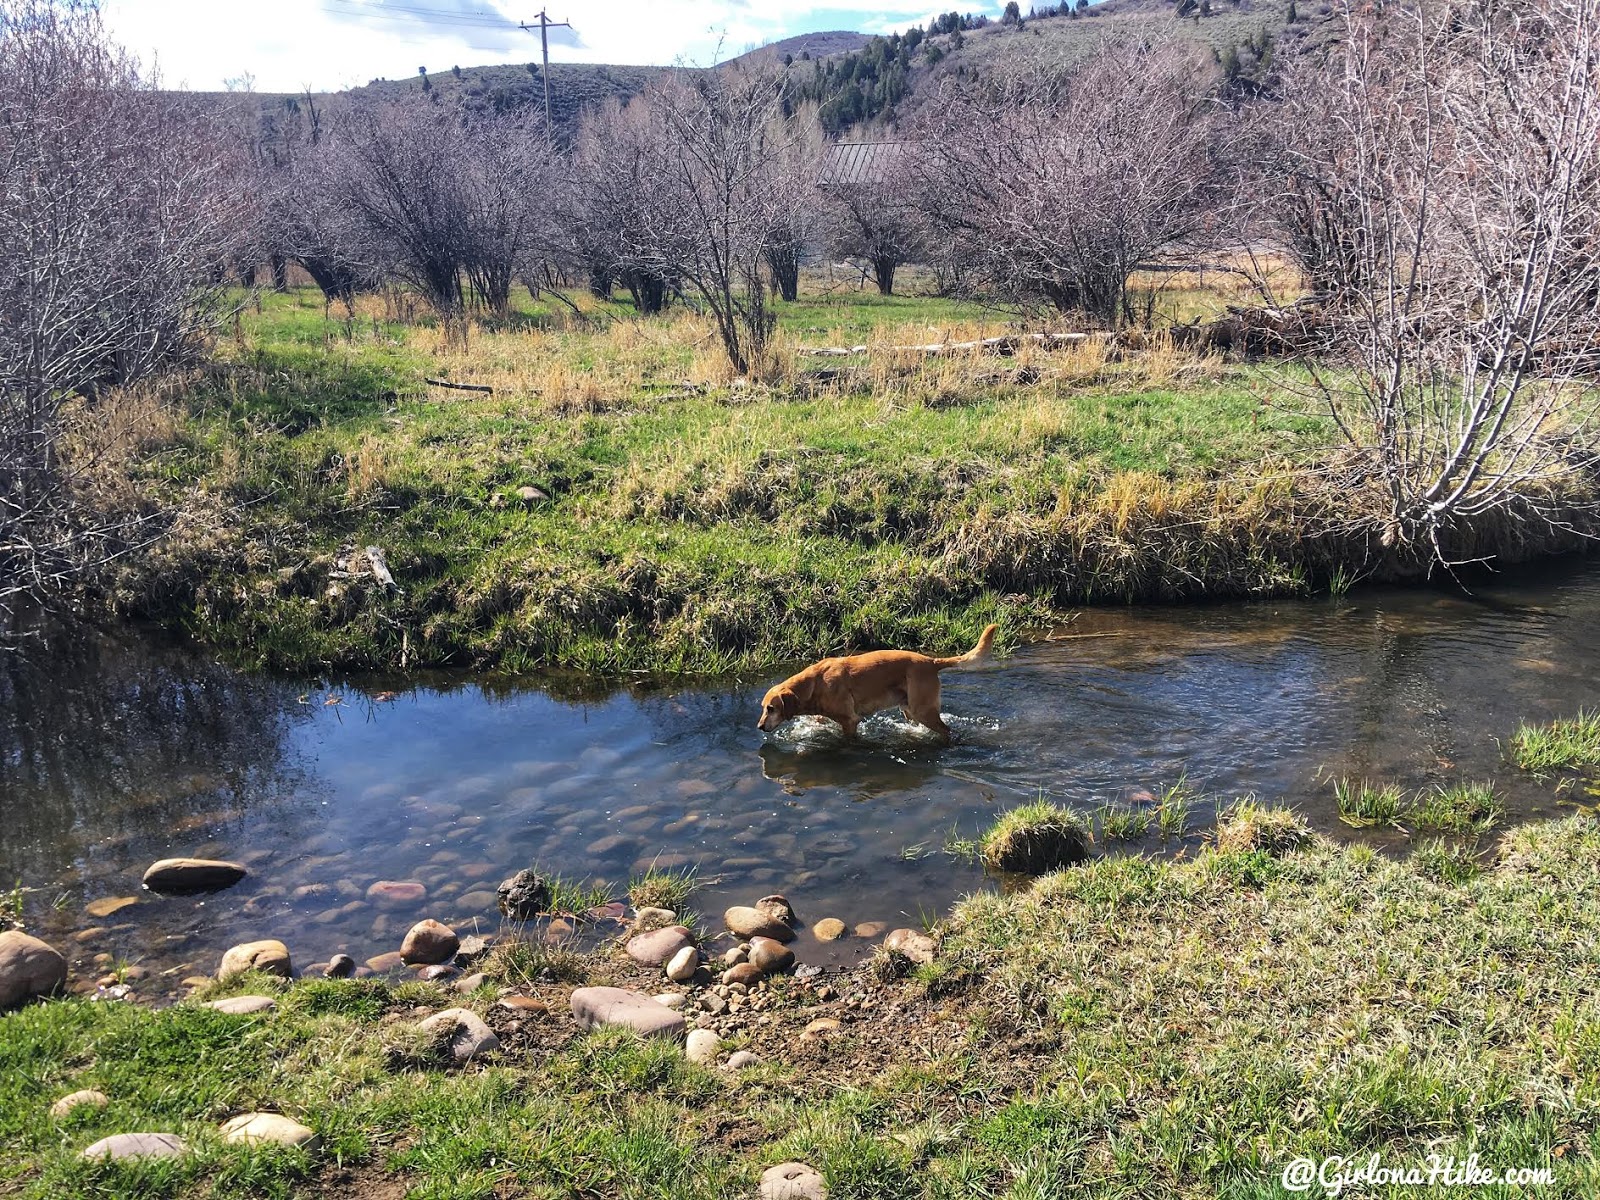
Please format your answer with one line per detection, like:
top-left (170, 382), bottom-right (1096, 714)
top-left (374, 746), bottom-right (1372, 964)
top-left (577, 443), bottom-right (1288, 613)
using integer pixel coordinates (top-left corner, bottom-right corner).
top-left (460, 113), bottom-right (552, 317)
top-left (822, 143), bottom-right (923, 295)
top-left (1268, 0), bottom-right (1600, 551)
top-left (909, 39), bottom-right (1222, 324)
top-left (0, 0), bottom-right (237, 639)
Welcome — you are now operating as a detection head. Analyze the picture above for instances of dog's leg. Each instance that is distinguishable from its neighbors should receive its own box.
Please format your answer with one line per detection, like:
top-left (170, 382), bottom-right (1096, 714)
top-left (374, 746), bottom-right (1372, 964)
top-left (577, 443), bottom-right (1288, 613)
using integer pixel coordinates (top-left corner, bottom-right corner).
top-left (905, 672), bottom-right (951, 744)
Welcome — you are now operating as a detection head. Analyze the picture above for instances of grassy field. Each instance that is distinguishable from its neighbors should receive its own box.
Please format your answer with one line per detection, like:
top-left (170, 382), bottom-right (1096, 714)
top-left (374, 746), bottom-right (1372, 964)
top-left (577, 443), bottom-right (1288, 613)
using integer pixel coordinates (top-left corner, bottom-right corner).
top-left (99, 282), bottom-right (1370, 676)
top-left (4, 809), bottom-right (1597, 1198)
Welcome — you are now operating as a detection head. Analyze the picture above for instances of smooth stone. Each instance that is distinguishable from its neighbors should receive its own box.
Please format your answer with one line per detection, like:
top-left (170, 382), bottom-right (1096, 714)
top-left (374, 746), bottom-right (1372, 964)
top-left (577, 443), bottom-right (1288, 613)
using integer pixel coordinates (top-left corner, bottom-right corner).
top-left (72, 928), bottom-right (106, 943)
top-left (803, 1017), bottom-right (842, 1036)
top-left (665, 946), bottom-right (700, 983)
top-left (454, 973), bottom-right (488, 994)
top-left (400, 919), bottom-right (460, 965)
top-left (325, 954), bottom-right (356, 979)
top-left (724, 906), bottom-right (793, 943)
top-left (454, 934), bottom-right (492, 966)
top-left (50, 1090), bottom-right (109, 1119)
top-left (685, 1028), bottom-right (720, 1066)
top-left (626, 925), bottom-right (694, 967)
top-left (458, 890), bottom-right (497, 911)
top-left (141, 858), bottom-right (247, 893)
top-left (495, 996), bottom-right (547, 1014)
top-left (366, 880), bottom-right (427, 910)
top-left (85, 896), bottom-right (138, 919)
top-left (724, 1050), bottom-right (759, 1070)
top-left (81, 1133), bottom-right (188, 1161)
top-left (631, 907), bottom-right (678, 932)
top-left (0, 931), bottom-right (67, 1008)
top-left (221, 1112), bottom-right (318, 1149)
top-left (812, 918), bottom-right (847, 941)
top-left (747, 937), bottom-right (794, 975)
top-left (884, 928), bottom-right (937, 965)
top-left (854, 922), bottom-right (887, 939)
top-left (417, 964), bottom-right (459, 982)
top-left (652, 992), bottom-right (686, 1009)
top-left (761, 1162), bottom-right (827, 1200)
top-left (419, 1008), bottom-right (500, 1062)
top-left (218, 940), bottom-right (291, 980)
top-left (585, 833), bottom-right (635, 856)
top-left (569, 987), bottom-right (686, 1041)
top-left (365, 951), bottom-right (405, 972)
top-left (496, 870), bottom-right (550, 920)
top-left (723, 946), bottom-right (749, 966)
top-left (721, 963), bottom-right (765, 988)
top-left (203, 995), bottom-right (277, 1014)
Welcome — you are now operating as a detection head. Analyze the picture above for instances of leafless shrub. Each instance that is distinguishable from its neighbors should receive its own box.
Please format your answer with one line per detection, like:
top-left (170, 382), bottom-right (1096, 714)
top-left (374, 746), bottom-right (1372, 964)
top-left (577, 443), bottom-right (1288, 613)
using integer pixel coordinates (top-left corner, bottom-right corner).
top-left (908, 39), bottom-right (1224, 325)
top-left (822, 144), bottom-right (924, 296)
top-left (0, 0), bottom-right (237, 640)
top-left (1261, 0), bottom-right (1600, 551)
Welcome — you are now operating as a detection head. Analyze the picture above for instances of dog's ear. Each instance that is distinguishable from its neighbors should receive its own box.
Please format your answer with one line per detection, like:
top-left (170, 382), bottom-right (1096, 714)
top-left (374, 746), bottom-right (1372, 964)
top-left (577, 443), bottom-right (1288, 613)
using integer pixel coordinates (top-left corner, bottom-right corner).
top-left (778, 688), bottom-right (799, 719)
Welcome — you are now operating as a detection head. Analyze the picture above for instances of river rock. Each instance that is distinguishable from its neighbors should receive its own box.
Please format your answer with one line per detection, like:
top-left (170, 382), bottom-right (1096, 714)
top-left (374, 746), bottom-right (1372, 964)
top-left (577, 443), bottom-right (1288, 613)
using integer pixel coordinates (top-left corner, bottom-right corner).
top-left (803, 1017), bottom-right (842, 1037)
top-left (400, 919), bottom-right (460, 965)
top-left (812, 918), bottom-right (847, 941)
top-left (203, 995), bottom-right (277, 1015)
top-left (685, 1028), bottom-right (720, 1065)
top-left (721, 962), bottom-right (765, 988)
top-left (664, 946), bottom-right (700, 983)
top-left (218, 940), bottom-right (291, 980)
top-left (653, 992), bottom-right (686, 1009)
top-left (455, 972), bottom-right (488, 994)
top-left (495, 870), bottom-right (550, 920)
top-left (365, 951), bottom-right (404, 973)
top-left (724, 906), bottom-right (793, 942)
top-left (221, 1112), bottom-right (319, 1149)
top-left (417, 964), bottom-right (459, 982)
top-left (725, 1050), bottom-right (759, 1070)
top-left (367, 880), bottom-right (427, 911)
top-left (81, 1133), bottom-right (188, 1161)
top-left (495, 995), bottom-right (547, 1014)
top-left (325, 954), bottom-right (356, 978)
top-left (724, 946), bottom-right (749, 966)
top-left (141, 858), bottom-right (247, 893)
top-left (626, 925), bottom-right (694, 967)
top-left (50, 1090), bottom-right (109, 1119)
top-left (454, 934), bottom-right (492, 966)
top-left (854, 921), bottom-right (887, 939)
top-left (883, 928), bottom-right (937, 965)
top-left (0, 931), bottom-right (67, 1008)
top-left (756, 894), bottom-right (798, 925)
top-left (631, 906), bottom-right (678, 932)
top-left (569, 987), bottom-right (686, 1041)
top-left (419, 1008), bottom-right (500, 1063)
top-left (84, 896), bottom-right (138, 919)
top-left (747, 937), bottom-right (794, 975)
top-left (760, 1161), bottom-right (827, 1200)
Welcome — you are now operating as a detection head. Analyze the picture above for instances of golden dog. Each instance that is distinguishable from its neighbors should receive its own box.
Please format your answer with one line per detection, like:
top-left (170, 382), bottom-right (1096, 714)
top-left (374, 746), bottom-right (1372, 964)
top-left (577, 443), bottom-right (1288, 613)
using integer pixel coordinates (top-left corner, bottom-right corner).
top-left (757, 625), bottom-right (997, 744)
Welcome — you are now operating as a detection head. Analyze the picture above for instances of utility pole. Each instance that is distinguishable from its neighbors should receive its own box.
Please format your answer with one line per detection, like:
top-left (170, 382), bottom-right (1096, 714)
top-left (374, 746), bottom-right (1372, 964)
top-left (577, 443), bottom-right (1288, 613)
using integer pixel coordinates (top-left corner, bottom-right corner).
top-left (519, 9), bottom-right (572, 139)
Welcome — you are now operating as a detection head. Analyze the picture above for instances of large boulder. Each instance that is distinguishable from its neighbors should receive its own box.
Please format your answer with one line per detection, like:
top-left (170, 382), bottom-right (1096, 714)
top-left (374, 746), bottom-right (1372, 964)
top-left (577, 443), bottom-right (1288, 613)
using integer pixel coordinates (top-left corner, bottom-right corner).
top-left (217, 940), bottom-right (291, 980)
top-left (141, 858), bottom-right (248, 893)
top-left (569, 987), bottom-right (686, 1041)
top-left (0, 931), bottom-right (67, 1009)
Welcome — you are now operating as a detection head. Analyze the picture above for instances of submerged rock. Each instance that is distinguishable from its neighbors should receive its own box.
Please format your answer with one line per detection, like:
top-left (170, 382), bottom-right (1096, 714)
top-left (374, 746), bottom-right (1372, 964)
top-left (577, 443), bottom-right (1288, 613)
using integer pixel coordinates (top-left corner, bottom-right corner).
top-left (367, 880), bottom-right (428, 911)
top-left (811, 918), bottom-right (847, 941)
top-left (495, 870), bottom-right (551, 920)
top-left (84, 896), bottom-right (138, 919)
top-left (141, 858), bottom-right (248, 893)
top-left (0, 931), bottom-right (67, 1008)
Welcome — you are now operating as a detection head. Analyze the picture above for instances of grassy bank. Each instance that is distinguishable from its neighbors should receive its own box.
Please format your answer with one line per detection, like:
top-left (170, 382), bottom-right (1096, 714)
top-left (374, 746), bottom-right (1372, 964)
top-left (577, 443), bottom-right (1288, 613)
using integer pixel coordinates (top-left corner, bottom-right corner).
top-left (4, 811), bottom-right (1598, 1198)
top-left (100, 285), bottom-right (1590, 676)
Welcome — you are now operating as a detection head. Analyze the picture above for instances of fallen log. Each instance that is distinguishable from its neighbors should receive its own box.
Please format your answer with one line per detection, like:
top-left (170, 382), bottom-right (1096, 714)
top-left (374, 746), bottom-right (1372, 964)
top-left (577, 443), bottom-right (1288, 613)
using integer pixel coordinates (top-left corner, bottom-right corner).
top-left (797, 332), bottom-right (1099, 357)
top-left (425, 377), bottom-right (493, 394)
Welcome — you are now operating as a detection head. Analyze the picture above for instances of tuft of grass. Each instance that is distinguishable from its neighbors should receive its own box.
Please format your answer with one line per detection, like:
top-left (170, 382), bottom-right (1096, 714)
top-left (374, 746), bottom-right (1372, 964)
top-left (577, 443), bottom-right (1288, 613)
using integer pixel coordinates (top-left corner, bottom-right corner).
top-left (1213, 798), bottom-right (1312, 855)
top-left (627, 863), bottom-right (700, 914)
top-left (1409, 782), bottom-right (1504, 834)
top-left (545, 874), bottom-right (617, 918)
top-left (1098, 803), bottom-right (1151, 842)
top-left (980, 801), bottom-right (1094, 874)
top-left (484, 936), bottom-right (587, 987)
top-left (1155, 777), bottom-right (1196, 838)
top-left (1411, 837), bottom-right (1484, 884)
top-left (1332, 778), bottom-right (1407, 828)
top-left (1508, 710), bottom-right (1600, 774)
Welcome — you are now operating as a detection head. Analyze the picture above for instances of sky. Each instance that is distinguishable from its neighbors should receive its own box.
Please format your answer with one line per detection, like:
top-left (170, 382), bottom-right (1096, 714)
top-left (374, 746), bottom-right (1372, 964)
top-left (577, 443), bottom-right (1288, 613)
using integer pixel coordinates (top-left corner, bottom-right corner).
top-left (100, 0), bottom-right (998, 93)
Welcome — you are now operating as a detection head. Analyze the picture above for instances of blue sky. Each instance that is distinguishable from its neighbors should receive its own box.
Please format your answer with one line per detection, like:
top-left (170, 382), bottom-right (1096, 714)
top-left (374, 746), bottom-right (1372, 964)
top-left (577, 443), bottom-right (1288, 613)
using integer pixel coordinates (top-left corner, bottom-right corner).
top-left (101, 0), bottom-right (1001, 92)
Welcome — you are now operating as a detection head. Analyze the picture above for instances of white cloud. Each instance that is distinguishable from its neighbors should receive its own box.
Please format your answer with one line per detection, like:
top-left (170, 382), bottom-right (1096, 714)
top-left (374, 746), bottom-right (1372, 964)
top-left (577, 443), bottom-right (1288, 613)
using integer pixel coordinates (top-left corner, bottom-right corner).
top-left (100, 0), bottom-right (975, 92)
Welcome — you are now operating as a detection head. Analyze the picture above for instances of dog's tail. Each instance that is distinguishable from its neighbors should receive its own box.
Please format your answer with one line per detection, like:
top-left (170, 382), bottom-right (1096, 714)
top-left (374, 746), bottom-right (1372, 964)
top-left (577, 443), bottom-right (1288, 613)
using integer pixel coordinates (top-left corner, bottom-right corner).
top-left (935, 623), bottom-right (998, 670)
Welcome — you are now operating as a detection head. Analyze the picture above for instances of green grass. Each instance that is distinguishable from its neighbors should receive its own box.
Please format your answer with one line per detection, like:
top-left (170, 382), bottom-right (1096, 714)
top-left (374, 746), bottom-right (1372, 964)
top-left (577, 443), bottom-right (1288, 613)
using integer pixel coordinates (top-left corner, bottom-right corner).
top-left (101, 284), bottom-right (1356, 677)
top-left (7, 816), bottom-right (1600, 1197)
top-left (626, 864), bottom-right (700, 914)
top-left (1097, 802), bottom-right (1151, 842)
top-left (1509, 710), bottom-right (1600, 774)
top-left (1409, 781), bottom-right (1504, 834)
top-left (1332, 778), bottom-right (1407, 828)
top-left (1155, 777), bottom-right (1196, 838)
top-left (980, 801), bottom-right (1094, 873)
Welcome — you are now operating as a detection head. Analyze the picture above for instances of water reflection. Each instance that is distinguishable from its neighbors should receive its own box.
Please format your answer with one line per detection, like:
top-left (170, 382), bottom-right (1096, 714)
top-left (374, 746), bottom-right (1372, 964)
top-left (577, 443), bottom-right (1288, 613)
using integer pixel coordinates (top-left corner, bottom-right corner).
top-left (2, 558), bottom-right (1597, 992)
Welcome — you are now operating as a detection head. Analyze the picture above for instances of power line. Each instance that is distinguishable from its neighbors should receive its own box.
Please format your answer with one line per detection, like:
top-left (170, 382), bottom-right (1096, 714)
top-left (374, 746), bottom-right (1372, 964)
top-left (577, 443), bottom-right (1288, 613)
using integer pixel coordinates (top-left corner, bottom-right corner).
top-left (324, 0), bottom-right (519, 29)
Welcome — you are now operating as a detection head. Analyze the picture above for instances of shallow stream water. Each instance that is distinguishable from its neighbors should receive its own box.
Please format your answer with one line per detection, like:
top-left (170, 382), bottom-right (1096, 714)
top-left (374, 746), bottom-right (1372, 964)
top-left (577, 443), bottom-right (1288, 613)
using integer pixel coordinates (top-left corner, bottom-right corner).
top-left (3, 558), bottom-right (1597, 995)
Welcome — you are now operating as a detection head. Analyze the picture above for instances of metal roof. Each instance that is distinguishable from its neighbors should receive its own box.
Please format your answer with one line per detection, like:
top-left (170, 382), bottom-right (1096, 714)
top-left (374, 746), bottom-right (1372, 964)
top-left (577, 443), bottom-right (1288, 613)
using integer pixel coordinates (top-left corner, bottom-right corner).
top-left (819, 140), bottom-right (909, 187)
